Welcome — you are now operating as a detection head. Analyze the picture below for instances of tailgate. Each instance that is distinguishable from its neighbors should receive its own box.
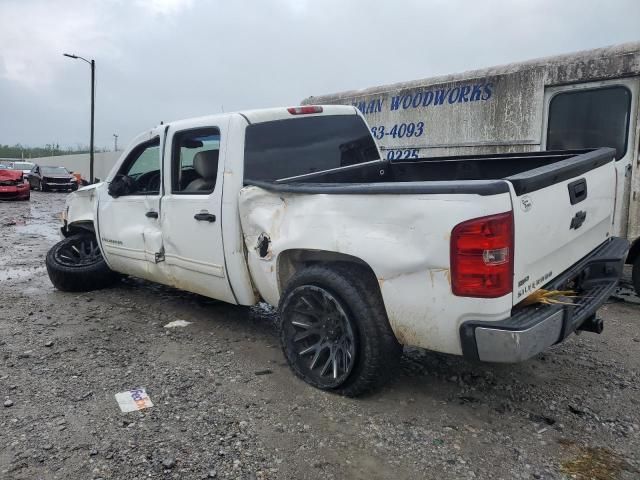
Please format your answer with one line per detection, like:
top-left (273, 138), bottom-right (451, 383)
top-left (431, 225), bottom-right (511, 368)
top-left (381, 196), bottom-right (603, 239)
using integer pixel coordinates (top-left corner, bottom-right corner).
top-left (508, 148), bottom-right (617, 304)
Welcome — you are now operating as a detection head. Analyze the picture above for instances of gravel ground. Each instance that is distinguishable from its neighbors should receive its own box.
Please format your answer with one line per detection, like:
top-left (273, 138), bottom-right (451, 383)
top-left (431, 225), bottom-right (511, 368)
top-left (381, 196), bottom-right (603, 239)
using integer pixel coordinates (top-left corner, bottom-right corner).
top-left (1, 191), bottom-right (639, 480)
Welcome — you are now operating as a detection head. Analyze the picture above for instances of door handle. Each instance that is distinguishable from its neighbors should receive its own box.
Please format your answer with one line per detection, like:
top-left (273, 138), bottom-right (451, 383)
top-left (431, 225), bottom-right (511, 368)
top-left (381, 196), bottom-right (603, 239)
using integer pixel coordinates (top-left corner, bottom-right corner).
top-left (568, 178), bottom-right (587, 205)
top-left (146, 211), bottom-right (158, 219)
top-left (194, 212), bottom-right (216, 222)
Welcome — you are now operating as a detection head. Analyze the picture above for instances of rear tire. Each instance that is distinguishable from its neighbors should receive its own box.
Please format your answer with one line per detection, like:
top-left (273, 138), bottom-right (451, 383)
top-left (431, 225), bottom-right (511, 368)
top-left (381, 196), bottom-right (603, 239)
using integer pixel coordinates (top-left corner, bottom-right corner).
top-left (279, 264), bottom-right (401, 397)
top-left (632, 256), bottom-right (640, 296)
top-left (46, 233), bottom-right (120, 292)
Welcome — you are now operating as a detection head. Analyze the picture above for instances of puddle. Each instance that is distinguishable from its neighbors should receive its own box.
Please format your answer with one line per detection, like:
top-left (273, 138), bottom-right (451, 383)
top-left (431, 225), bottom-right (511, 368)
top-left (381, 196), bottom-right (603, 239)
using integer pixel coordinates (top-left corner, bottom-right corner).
top-left (15, 222), bottom-right (60, 242)
top-left (0, 265), bottom-right (46, 282)
top-left (1, 206), bottom-right (61, 242)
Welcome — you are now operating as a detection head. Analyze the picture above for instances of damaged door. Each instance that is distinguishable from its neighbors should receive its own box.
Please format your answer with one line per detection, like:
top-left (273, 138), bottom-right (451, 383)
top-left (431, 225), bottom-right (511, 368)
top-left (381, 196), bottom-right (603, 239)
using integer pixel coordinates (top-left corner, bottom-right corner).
top-left (159, 121), bottom-right (236, 303)
top-left (97, 131), bottom-right (164, 281)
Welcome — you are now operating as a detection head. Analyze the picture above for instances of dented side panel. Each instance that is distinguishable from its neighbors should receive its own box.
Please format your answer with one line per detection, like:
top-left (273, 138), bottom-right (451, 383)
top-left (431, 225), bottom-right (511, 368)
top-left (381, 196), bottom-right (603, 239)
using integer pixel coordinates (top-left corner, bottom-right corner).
top-left (238, 186), bottom-right (513, 355)
top-left (64, 184), bottom-right (99, 233)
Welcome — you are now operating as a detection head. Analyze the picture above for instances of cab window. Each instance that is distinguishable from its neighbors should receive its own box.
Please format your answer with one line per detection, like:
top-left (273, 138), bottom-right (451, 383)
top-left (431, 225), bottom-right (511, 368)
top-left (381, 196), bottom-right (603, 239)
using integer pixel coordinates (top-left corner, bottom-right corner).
top-left (171, 127), bottom-right (220, 194)
top-left (117, 138), bottom-right (161, 195)
top-left (547, 86), bottom-right (631, 160)
top-left (244, 114), bottom-right (379, 181)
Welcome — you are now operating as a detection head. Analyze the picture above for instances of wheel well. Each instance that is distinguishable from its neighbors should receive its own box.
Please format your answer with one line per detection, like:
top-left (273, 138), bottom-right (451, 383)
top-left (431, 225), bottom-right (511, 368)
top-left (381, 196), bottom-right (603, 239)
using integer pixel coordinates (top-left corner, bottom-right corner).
top-left (627, 237), bottom-right (640, 264)
top-left (65, 221), bottom-right (95, 237)
top-left (277, 249), bottom-right (378, 294)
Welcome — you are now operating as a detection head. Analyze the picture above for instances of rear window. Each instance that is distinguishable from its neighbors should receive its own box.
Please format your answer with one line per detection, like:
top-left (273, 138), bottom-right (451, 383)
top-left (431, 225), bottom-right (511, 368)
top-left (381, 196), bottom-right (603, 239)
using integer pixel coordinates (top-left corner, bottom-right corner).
top-left (547, 86), bottom-right (631, 160)
top-left (244, 114), bottom-right (379, 181)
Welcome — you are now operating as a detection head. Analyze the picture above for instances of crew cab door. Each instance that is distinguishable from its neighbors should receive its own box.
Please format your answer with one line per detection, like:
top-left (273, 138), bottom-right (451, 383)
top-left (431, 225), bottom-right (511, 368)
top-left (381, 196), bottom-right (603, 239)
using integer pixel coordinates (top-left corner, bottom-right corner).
top-left (159, 120), bottom-right (236, 304)
top-left (542, 78), bottom-right (639, 238)
top-left (97, 130), bottom-right (165, 281)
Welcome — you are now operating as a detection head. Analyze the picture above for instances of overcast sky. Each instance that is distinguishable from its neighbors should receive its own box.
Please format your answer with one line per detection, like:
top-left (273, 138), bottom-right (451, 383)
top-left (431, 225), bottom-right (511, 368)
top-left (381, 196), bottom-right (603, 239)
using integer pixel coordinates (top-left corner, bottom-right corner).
top-left (0, 0), bottom-right (638, 150)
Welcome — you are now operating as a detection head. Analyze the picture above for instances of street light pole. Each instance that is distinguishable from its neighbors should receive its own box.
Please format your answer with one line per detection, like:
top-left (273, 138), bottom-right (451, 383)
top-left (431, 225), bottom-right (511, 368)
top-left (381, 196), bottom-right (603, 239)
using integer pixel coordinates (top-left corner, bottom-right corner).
top-left (63, 53), bottom-right (95, 183)
top-left (90, 59), bottom-right (95, 183)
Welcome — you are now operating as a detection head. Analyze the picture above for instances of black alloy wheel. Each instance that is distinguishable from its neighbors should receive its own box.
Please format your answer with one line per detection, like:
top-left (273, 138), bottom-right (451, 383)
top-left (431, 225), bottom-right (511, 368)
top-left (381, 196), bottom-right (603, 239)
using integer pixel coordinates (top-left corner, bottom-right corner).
top-left (281, 285), bottom-right (357, 389)
top-left (54, 235), bottom-right (103, 268)
top-left (46, 233), bottom-right (120, 292)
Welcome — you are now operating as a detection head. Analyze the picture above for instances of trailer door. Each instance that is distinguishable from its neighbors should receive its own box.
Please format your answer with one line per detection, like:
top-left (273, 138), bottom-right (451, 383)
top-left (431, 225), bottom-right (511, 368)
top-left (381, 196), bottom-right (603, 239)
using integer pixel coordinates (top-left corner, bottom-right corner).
top-left (542, 78), bottom-right (639, 239)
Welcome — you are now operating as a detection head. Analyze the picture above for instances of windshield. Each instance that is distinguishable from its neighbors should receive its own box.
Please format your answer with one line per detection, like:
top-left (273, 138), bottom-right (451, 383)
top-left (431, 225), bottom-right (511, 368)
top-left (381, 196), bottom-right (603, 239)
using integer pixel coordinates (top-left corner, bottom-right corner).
top-left (244, 114), bottom-right (380, 181)
top-left (42, 166), bottom-right (70, 175)
top-left (13, 162), bottom-right (34, 170)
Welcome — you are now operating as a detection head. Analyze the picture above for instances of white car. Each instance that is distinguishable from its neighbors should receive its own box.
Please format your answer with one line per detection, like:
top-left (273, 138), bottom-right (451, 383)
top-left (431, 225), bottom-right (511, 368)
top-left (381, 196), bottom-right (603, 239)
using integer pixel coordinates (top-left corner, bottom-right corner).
top-left (11, 161), bottom-right (35, 176)
top-left (47, 105), bottom-right (628, 396)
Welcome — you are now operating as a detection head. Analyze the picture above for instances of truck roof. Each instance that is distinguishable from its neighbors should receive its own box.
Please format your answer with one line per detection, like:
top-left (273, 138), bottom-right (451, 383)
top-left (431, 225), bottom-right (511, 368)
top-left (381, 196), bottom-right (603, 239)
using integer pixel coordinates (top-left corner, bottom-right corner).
top-left (126, 105), bottom-right (361, 154)
top-left (166, 104), bottom-right (358, 132)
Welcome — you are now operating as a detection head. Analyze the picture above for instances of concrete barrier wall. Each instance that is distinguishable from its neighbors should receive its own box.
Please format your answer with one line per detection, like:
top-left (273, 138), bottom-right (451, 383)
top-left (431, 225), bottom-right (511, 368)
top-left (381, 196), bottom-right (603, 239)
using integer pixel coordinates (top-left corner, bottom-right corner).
top-left (29, 151), bottom-right (122, 181)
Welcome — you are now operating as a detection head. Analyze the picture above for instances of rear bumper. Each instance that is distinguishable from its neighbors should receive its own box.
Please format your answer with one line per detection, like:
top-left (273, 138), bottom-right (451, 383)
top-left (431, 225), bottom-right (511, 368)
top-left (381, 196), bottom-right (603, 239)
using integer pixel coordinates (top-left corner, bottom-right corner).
top-left (460, 237), bottom-right (629, 362)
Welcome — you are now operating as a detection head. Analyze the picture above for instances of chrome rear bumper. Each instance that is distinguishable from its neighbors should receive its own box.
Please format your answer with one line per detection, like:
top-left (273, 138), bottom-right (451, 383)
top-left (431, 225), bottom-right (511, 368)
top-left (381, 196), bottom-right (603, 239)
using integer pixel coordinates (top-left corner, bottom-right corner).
top-left (460, 237), bottom-right (629, 363)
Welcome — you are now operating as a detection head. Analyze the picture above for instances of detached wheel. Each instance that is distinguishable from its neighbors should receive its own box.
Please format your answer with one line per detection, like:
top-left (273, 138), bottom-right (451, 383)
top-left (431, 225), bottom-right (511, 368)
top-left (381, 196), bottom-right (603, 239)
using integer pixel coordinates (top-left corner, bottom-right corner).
top-left (632, 256), bottom-right (640, 296)
top-left (279, 264), bottom-right (401, 397)
top-left (46, 233), bottom-right (120, 292)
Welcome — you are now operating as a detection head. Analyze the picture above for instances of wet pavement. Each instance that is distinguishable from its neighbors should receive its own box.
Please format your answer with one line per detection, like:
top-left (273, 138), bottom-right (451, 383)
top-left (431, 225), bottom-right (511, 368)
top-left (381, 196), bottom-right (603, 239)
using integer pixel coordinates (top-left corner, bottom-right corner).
top-left (1, 191), bottom-right (639, 480)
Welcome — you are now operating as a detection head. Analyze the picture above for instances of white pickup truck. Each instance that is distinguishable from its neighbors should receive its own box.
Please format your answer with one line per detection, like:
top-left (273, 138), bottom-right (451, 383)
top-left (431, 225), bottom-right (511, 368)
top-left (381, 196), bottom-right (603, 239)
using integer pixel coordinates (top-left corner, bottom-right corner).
top-left (47, 105), bottom-right (629, 396)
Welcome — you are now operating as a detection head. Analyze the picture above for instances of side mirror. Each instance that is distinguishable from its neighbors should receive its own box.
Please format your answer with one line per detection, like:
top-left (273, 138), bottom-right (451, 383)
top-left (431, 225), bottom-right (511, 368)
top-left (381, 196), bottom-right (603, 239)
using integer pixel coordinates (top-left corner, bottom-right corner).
top-left (108, 175), bottom-right (136, 198)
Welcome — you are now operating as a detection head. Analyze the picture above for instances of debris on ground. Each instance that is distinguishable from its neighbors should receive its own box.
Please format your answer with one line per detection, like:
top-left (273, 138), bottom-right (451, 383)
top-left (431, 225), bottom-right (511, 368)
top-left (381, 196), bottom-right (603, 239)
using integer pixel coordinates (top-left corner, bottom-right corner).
top-left (115, 388), bottom-right (154, 413)
top-left (163, 319), bottom-right (192, 328)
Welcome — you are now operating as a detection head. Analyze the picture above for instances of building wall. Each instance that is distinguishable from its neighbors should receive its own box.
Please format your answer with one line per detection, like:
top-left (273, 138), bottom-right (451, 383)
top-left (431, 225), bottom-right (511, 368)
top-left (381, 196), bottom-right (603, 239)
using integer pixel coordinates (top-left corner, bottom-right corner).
top-left (29, 151), bottom-right (121, 181)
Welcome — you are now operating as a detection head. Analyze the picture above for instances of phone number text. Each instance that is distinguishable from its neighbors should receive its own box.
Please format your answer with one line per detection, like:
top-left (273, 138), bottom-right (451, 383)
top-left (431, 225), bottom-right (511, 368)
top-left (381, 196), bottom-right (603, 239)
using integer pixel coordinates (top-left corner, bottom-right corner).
top-left (370, 121), bottom-right (425, 140)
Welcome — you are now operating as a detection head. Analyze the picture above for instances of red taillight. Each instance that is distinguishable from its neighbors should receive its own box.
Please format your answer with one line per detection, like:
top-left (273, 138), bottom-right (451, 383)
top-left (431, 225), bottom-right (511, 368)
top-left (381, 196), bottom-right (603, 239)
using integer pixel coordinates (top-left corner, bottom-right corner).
top-left (450, 211), bottom-right (514, 298)
top-left (287, 106), bottom-right (323, 115)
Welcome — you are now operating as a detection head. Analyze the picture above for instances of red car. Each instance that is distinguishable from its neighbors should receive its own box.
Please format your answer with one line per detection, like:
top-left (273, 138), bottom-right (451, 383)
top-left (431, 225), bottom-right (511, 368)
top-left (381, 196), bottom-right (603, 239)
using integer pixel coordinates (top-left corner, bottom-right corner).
top-left (0, 168), bottom-right (30, 200)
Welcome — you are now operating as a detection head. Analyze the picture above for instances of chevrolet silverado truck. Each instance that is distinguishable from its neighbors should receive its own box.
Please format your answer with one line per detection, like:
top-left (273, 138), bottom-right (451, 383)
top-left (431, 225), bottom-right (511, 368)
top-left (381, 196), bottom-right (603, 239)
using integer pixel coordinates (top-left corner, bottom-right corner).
top-left (46, 105), bottom-right (629, 396)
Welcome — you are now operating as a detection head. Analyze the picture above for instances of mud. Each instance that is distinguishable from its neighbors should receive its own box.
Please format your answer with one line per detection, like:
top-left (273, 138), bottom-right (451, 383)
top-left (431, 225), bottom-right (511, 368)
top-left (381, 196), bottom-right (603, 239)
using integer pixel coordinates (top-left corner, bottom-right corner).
top-left (1, 191), bottom-right (639, 479)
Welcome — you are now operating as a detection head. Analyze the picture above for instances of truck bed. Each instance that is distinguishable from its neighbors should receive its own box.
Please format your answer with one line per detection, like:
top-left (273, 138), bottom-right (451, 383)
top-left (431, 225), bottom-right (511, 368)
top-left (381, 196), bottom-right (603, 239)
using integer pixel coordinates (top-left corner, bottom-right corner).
top-left (246, 148), bottom-right (613, 197)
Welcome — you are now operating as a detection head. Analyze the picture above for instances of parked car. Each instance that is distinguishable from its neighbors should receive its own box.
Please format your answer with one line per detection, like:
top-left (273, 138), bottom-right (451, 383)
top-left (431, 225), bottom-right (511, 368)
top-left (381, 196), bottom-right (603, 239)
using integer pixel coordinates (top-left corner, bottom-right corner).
top-left (0, 168), bottom-right (30, 200)
top-left (47, 105), bottom-right (628, 396)
top-left (28, 165), bottom-right (78, 192)
top-left (11, 161), bottom-right (35, 177)
top-left (71, 172), bottom-right (89, 186)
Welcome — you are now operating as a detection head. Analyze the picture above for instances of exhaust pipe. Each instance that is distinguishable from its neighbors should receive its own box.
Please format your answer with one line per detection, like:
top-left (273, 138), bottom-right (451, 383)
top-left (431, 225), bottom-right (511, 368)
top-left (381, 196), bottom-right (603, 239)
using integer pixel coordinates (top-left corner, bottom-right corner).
top-left (577, 316), bottom-right (604, 334)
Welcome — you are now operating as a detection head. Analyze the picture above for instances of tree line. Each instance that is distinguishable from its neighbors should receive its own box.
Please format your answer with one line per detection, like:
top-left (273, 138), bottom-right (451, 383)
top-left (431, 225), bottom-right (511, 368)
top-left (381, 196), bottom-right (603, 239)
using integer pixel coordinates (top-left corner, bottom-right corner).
top-left (0, 144), bottom-right (108, 159)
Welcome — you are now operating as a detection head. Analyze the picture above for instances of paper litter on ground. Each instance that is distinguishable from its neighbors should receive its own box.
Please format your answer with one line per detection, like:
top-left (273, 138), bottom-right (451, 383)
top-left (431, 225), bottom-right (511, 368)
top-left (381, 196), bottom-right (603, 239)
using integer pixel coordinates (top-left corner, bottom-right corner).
top-left (163, 320), bottom-right (192, 328)
top-left (115, 388), bottom-right (154, 413)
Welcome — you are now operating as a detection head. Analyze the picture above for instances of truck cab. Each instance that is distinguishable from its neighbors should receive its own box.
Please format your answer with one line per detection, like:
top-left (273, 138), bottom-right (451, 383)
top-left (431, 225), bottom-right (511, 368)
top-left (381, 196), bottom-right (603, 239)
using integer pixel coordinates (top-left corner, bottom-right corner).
top-left (61, 106), bottom-right (374, 308)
